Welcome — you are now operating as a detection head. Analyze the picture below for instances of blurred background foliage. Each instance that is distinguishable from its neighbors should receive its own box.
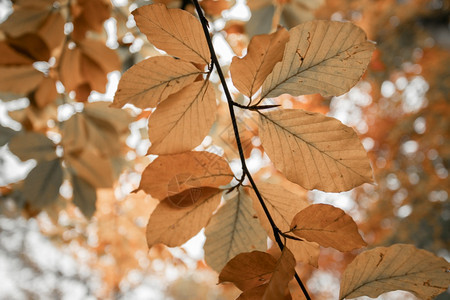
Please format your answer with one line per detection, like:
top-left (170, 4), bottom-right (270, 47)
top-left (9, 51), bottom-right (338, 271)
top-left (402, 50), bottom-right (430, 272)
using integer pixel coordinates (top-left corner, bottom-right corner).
top-left (0, 0), bottom-right (448, 299)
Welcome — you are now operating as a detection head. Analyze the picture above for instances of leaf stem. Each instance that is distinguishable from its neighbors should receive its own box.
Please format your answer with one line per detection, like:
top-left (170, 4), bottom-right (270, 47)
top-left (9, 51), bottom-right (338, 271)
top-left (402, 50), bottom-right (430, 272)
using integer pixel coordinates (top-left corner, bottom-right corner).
top-left (192, 1), bottom-right (311, 299)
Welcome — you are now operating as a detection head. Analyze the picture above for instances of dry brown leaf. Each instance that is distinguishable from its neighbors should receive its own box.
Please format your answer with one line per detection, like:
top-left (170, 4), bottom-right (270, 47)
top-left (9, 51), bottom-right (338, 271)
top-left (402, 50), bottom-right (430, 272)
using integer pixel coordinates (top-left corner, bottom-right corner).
top-left (146, 187), bottom-right (222, 248)
top-left (80, 54), bottom-right (108, 93)
top-left (61, 113), bottom-right (89, 155)
top-left (237, 284), bottom-right (268, 300)
top-left (0, 42), bottom-right (33, 65)
top-left (339, 244), bottom-right (450, 299)
top-left (112, 56), bottom-right (203, 109)
top-left (79, 39), bottom-right (121, 74)
top-left (204, 189), bottom-right (267, 272)
top-left (219, 251), bottom-right (277, 291)
top-left (261, 20), bottom-right (375, 99)
top-left (59, 47), bottom-right (83, 92)
top-left (230, 27), bottom-right (289, 98)
top-left (34, 76), bottom-right (57, 108)
top-left (0, 66), bottom-right (42, 95)
top-left (72, 0), bottom-right (111, 40)
top-left (37, 11), bottom-right (65, 51)
top-left (249, 183), bottom-right (319, 266)
top-left (259, 109), bottom-right (373, 192)
top-left (65, 148), bottom-right (114, 188)
top-left (8, 131), bottom-right (57, 161)
top-left (263, 247), bottom-right (296, 300)
top-left (290, 204), bottom-right (367, 252)
top-left (137, 151), bottom-right (233, 200)
top-left (83, 101), bottom-right (132, 134)
top-left (147, 81), bottom-right (217, 155)
top-left (132, 4), bottom-right (210, 64)
top-left (200, 0), bottom-right (231, 16)
top-left (0, 7), bottom-right (49, 37)
top-left (7, 33), bottom-right (50, 62)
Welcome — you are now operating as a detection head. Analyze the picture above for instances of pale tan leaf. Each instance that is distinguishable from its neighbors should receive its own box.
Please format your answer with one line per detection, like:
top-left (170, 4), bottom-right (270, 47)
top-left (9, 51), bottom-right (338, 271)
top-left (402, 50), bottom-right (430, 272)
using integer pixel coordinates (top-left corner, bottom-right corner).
top-left (80, 54), bottom-right (108, 93)
top-left (259, 109), bottom-right (373, 192)
top-left (0, 125), bottom-right (17, 146)
top-left (263, 247), bottom-right (296, 300)
top-left (59, 47), bottom-right (83, 92)
top-left (146, 187), bottom-right (222, 247)
top-left (72, 174), bottom-right (97, 219)
top-left (249, 183), bottom-right (319, 266)
top-left (219, 251), bottom-right (277, 291)
top-left (83, 101), bottom-right (132, 134)
top-left (0, 66), bottom-right (42, 95)
top-left (61, 114), bottom-right (88, 155)
top-left (8, 132), bottom-right (57, 161)
top-left (230, 27), bottom-right (289, 98)
top-left (204, 189), bottom-right (267, 272)
top-left (0, 7), bottom-right (49, 37)
top-left (291, 204), bottom-right (367, 251)
top-left (339, 244), bottom-right (450, 300)
top-left (112, 56), bottom-right (203, 109)
top-left (261, 20), bottom-right (375, 99)
top-left (34, 76), bottom-right (57, 108)
top-left (138, 151), bottom-right (233, 200)
top-left (66, 148), bottom-right (114, 188)
top-left (132, 3), bottom-right (210, 64)
top-left (23, 159), bottom-right (63, 208)
top-left (147, 81), bottom-right (217, 155)
top-left (79, 39), bottom-right (121, 74)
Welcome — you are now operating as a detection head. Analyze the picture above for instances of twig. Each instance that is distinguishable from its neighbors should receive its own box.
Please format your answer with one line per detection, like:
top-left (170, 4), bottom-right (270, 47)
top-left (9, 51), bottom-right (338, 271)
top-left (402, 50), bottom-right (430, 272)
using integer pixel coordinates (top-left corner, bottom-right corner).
top-left (191, 1), bottom-right (311, 299)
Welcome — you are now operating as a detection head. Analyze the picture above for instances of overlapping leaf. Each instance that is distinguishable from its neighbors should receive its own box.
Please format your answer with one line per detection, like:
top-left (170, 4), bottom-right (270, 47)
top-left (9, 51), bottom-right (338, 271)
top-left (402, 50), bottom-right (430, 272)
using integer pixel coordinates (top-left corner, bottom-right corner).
top-left (72, 174), bottom-right (97, 219)
top-left (249, 183), bottom-right (319, 266)
top-left (137, 151), bottom-right (233, 200)
top-left (146, 187), bottom-right (222, 248)
top-left (220, 248), bottom-right (296, 300)
top-left (23, 158), bottom-right (63, 208)
top-left (112, 56), bottom-right (203, 109)
top-left (147, 81), bottom-right (217, 155)
top-left (0, 66), bottom-right (42, 95)
top-left (259, 109), bottom-right (373, 192)
top-left (339, 244), bottom-right (450, 299)
top-left (261, 20), bottom-right (375, 99)
top-left (204, 189), bottom-right (267, 272)
top-left (9, 131), bottom-right (56, 161)
top-left (132, 4), bottom-right (210, 64)
top-left (230, 28), bottom-right (289, 98)
top-left (290, 204), bottom-right (366, 251)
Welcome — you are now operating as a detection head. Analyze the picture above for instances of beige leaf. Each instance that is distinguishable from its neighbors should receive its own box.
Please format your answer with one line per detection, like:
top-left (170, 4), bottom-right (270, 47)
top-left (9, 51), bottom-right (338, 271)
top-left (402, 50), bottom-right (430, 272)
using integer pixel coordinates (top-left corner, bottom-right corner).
top-left (23, 158), bottom-right (63, 208)
top-left (0, 7), bottom-right (49, 37)
top-left (339, 244), bottom-right (450, 300)
top-left (249, 183), bottom-right (319, 266)
top-left (204, 189), bottom-right (267, 272)
top-left (147, 81), bottom-right (217, 155)
top-left (259, 109), bottom-right (373, 192)
top-left (219, 251), bottom-right (277, 291)
top-left (65, 148), bottom-right (114, 188)
top-left (59, 47), bottom-right (83, 92)
top-left (112, 56), bottom-right (203, 109)
top-left (138, 151), bottom-right (233, 200)
top-left (79, 39), bottom-right (121, 74)
top-left (146, 187), bottom-right (222, 248)
top-left (34, 76), bottom-right (57, 108)
top-left (132, 4), bottom-right (210, 64)
top-left (8, 131), bottom-right (57, 161)
top-left (261, 20), bottom-right (375, 99)
top-left (61, 114), bottom-right (89, 155)
top-left (230, 28), bottom-right (289, 98)
top-left (0, 66), bottom-right (42, 95)
top-left (291, 204), bottom-right (367, 251)
top-left (83, 101), bottom-right (132, 134)
top-left (71, 174), bottom-right (97, 219)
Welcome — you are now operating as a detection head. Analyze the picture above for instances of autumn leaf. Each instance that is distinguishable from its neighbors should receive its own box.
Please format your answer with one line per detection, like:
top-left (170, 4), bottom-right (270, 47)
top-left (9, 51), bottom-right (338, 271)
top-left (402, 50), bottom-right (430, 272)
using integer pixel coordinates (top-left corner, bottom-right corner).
top-left (65, 147), bottom-right (114, 188)
top-left (137, 151), bottom-right (233, 200)
top-left (23, 158), bottom-right (63, 208)
top-left (61, 113), bottom-right (88, 155)
top-left (37, 11), bottom-right (65, 52)
top-left (204, 189), bottom-right (267, 272)
top-left (219, 251), bottom-right (277, 291)
top-left (112, 56), bottom-right (203, 109)
top-left (8, 131), bottom-right (57, 161)
top-left (78, 39), bottom-right (121, 75)
top-left (146, 187), bottom-right (222, 248)
top-left (230, 27), bottom-right (289, 98)
top-left (0, 6), bottom-right (49, 37)
top-left (0, 42), bottom-right (34, 65)
top-left (0, 66), bottom-right (43, 95)
top-left (72, 174), bottom-right (97, 219)
top-left (339, 244), bottom-right (450, 299)
top-left (132, 4), bottom-right (210, 64)
top-left (59, 46), bottom-right (84, 92)
top-left (249, 183), bottom-right (320, 266)
top-left (259, 109), bottom-right (373, 192)
top-left (0, 125), bottom-right (17, 146)
top-left (290, 204), bottom-right (367, 252)
top-left (220, 248), bottom-right (296, 300)
top-left (261, 20), bottom-right (375, 99)
top-left (147, 81), bottom-right (217, 155)
top-left (83, 101), bottom-right (132, 134)
top-left (33, 76), bottom-right (57, 108)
